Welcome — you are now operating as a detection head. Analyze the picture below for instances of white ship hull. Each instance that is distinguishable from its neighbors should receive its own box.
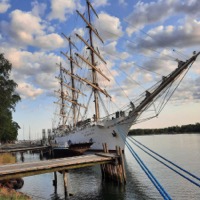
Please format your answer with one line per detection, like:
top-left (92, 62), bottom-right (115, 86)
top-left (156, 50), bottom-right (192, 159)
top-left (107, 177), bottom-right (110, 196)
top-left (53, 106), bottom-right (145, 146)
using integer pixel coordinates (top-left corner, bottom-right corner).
top-left (54, 114), bottom-right (136, 151)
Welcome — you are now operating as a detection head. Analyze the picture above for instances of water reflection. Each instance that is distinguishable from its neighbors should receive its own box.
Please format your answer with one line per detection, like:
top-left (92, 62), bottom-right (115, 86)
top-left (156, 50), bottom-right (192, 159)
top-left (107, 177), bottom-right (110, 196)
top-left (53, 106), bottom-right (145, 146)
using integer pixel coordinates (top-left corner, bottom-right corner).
top-left (18, 134), bottom-right (200, 200)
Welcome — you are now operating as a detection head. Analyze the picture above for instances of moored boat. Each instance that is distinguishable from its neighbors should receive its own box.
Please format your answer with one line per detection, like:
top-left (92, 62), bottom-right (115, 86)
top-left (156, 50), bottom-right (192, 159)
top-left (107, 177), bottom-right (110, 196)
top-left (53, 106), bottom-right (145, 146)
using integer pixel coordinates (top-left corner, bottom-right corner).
top-left (52, 0), bottom-right (200, 153)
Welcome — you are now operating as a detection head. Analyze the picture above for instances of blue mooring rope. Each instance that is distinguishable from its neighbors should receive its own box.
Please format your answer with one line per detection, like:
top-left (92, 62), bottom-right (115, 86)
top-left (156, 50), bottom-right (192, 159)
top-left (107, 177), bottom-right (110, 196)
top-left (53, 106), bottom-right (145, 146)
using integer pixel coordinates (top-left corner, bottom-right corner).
top-left (117, 126), bottom-right (172, 200)
top-left (132, 138), bottom-right (200, 182)
top-left (125, 141), bottom-right (172, 200)
top-left (129, 137), bottom-right (200, 188)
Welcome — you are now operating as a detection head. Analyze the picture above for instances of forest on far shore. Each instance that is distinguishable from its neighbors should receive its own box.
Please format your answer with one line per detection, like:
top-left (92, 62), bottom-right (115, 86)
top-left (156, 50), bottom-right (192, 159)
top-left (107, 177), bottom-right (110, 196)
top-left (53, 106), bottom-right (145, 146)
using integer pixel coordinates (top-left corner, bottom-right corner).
top-left (128, 123), bottom-right (200, 135)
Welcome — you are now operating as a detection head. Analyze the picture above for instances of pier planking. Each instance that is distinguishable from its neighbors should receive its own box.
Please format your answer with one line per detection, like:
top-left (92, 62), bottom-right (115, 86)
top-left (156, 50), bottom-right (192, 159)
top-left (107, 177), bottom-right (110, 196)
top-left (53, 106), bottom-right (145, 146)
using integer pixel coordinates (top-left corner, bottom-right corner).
top-left (0, 146), bottom-right (50, 153)
top-left (0, 154), bottom-right (116, 180)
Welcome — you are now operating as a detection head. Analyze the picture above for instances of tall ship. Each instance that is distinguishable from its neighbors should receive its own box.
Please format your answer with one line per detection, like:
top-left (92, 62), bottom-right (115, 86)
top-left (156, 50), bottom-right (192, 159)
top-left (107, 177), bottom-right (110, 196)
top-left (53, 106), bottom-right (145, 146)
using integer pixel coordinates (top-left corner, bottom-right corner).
top-left (52, 0), bottom-right (199, 153)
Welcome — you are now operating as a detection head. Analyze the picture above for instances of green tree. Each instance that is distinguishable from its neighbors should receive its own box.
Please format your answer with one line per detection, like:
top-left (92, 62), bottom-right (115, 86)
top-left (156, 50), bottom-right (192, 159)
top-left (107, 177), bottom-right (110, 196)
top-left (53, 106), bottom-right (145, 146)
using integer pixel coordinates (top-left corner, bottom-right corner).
top-left (0, 53), bottom-right (21, 143)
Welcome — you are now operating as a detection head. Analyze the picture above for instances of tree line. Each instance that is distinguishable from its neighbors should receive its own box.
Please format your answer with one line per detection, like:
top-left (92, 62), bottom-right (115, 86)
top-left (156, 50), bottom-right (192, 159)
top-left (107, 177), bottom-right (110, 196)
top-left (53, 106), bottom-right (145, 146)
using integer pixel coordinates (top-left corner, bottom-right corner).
top-left (0, 53), bottom-right (21, 143)
top-left (128, 123), bottom-right (200, 135)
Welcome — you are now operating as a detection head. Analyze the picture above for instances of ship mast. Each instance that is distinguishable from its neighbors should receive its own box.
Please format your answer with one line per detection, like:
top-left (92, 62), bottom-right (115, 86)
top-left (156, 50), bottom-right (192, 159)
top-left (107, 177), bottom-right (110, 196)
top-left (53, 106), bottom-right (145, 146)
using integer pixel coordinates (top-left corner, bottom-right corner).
top-left (69, 37), bottom-right (76, 126)
top-left (59, 63), bottom-right (65, 126)
top-left (55, 33), bottom-right (87, 128)
top-left (87, 0), bottom-right (99, 121)
top-left (61, 34), bottom-right (81, 126)
top-left (76, 0), bottom-right (110, 122)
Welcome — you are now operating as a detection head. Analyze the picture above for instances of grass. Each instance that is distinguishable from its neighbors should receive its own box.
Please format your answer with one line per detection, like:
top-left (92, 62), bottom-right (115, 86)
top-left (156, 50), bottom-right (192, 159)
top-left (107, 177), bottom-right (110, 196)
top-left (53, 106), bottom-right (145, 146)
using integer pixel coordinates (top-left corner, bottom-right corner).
top-left (0, 153), bottom-right (16, 165)
top-left (0, 187), bottom-right (31, 200)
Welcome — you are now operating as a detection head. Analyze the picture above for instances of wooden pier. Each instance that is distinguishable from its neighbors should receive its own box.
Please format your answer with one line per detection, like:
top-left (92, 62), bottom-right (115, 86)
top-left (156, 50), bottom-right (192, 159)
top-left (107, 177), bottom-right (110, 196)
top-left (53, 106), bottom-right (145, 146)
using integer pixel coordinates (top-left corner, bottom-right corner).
top-left (0, 145), bottom-right (51, 154)
top-left (0, 154), bottom-right (117, 181)
top-left (0, 144), bottom-right (126, 197)
top-left (0, 144), bottom-right (52, 161)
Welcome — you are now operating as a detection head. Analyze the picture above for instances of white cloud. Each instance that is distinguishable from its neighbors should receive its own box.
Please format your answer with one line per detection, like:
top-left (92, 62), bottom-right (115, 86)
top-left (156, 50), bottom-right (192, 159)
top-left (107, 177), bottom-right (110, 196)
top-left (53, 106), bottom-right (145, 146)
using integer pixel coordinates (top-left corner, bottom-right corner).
top-left (17, 82), bottom-right (43, 100)
top-left (120, 61), bottom-right (135, 71)
top-left (118, 0), bottom-right (127, 6)
top-left (95, 12), bottom-right (123, 41)
top-left (48, 0), bottom-right (82, 21)
top-left (5, 9), bottom-right (44, 46)
top-left (1, 47), bottom-right (62, 94)
top-left (191, 59), bottom-right (200, 75)
top-left (126, 0), bottom-right (200, 36)
top-left (10, 9), bottom-right (44, 36)
top-left (91, 59), bottom-right (119, 90)
top-left (141, 50), bottom-right (177, 75)
top-left (34, 73), bottom-right (58, 90)
top-left (92, 0), bottom-right (109, 8)
top-left (171, 76), bottom-right (200, 102)
top-left (132, 18), bottom-right (200, 51)
top-left (103, 41), bottom-right (129, 60)
top-left (0, 0), bottom-right (10, 13)
top-left (31, 1), bottom-right (47, 17)
top-left (34, 33), bottom-right (65, 50)
top-left (71, 28), bottom-right (85, 40)
top-left (0, 9), bottom-right (65, 50)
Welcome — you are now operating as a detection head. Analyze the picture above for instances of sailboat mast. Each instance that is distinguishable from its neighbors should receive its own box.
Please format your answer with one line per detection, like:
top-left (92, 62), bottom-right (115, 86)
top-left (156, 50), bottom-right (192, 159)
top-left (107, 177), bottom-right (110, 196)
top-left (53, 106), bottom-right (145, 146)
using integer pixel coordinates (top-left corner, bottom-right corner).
top-left (59, 63), bottom-right (65, 126)
top-left (69, 37), bottom-right (76, 126)
top-left (87, 0), bottom-right (100, 121)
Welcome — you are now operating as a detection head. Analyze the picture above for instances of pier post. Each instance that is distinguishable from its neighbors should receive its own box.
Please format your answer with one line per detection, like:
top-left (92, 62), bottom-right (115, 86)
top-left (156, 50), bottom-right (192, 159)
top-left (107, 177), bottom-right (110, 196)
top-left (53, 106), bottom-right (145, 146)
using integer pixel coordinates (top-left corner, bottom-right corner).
top-left (51, 146), bottom-right (54, 158)
top-left (63, 170), bottom-right (68, 198)
top-left (39, 150), bottom-right (43, 160)
top-left (48, 148), bottom-right (52, 157)
top-left (20, 152), bottom-right (24, 162)
top-left (53, 171), bottom-right (57, 193)
top-left (100, 144), bottom-right (126, 185)
top-left (119, 147), bottom-right (126, 183)
top-left (116, 146), bottom-right (123, 183)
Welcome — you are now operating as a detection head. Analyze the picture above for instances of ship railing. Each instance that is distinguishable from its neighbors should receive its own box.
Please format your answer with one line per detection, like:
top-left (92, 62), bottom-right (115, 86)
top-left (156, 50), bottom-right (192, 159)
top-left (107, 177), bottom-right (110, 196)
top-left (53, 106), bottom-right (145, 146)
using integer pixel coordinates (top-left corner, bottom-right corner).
top-left (99, 103), bottom-right (136, 122)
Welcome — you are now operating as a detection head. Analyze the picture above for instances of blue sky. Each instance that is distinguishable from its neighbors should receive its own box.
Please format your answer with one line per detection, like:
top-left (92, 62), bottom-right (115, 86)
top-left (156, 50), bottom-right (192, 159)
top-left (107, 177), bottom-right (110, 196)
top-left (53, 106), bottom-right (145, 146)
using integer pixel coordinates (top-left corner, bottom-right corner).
top-left (0, 0), bottom-right (200, 140)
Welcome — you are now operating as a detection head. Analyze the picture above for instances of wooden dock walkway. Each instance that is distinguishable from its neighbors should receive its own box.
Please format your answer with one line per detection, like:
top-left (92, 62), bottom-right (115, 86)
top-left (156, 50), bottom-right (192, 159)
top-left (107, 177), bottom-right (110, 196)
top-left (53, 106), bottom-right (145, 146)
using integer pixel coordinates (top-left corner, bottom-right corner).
top-left (0, 145), bottom-right (50, 153)
top-left (0, 144), bottom-right (126, 197)
top-left (0, 153), bottom-right (116, 181)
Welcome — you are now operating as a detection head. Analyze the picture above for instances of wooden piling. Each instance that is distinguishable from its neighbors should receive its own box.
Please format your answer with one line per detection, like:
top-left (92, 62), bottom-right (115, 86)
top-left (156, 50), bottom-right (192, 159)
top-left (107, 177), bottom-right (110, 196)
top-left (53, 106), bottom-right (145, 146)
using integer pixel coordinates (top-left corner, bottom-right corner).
top-left (119, 147), bottom-right (126, 183)
top-left (101, 143), bottom-right (106, 179)
top-left (116, 146), bottom-right (123, 184)
top-left (39, 150), bottom-right (43, 160)
top-left (20, 152), bottom-right (24, 162)
top-left (63, 170), bottom-right (68, 197)
top-left (115, 146), bottom-right (119, 183)
top-left (53, 171), bottom-right (57, 193)
top-left (100, 143), bottom-right (126, 185)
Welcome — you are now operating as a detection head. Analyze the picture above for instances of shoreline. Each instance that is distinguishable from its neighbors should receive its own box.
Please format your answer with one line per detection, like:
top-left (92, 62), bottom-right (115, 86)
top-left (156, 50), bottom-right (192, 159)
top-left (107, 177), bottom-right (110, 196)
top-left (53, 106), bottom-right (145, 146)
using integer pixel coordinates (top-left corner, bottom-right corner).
top-left (129, 132), bottom-right (200, 136)
top-left (129, 123), bottom-right (200, 136)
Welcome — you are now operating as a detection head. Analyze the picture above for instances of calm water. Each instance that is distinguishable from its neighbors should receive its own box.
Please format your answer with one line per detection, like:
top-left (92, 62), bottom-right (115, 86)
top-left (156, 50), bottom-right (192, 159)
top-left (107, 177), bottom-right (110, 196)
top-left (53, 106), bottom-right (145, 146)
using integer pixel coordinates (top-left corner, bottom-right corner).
top-left (18, 134), bottom-right (200, 200)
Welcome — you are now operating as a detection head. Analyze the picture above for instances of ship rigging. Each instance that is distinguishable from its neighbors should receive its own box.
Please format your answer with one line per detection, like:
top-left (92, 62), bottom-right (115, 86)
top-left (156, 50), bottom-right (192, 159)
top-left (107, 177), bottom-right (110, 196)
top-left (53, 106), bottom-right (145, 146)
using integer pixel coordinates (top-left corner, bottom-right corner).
top-left (52, 0), bottom-right (199, 152)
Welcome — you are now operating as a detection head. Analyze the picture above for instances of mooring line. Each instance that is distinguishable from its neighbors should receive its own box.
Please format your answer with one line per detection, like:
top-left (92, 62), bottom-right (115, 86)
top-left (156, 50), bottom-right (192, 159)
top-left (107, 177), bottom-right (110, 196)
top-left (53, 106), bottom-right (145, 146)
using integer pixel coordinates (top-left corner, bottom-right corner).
top-left (125, 140), bottom-right (172, 200)
top-left (129, 137), bottom-right (200, 188)
top-left (132, 138), bottom-right (200, 182)
top-left (117, 126), bottom-right (172, 200)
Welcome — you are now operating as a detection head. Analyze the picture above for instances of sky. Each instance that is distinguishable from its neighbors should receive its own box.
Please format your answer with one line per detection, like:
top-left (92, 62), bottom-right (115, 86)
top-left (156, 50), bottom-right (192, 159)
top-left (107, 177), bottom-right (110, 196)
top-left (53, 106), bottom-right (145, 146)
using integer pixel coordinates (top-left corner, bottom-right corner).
top-left (0, 0), bottom-right (200, 140)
